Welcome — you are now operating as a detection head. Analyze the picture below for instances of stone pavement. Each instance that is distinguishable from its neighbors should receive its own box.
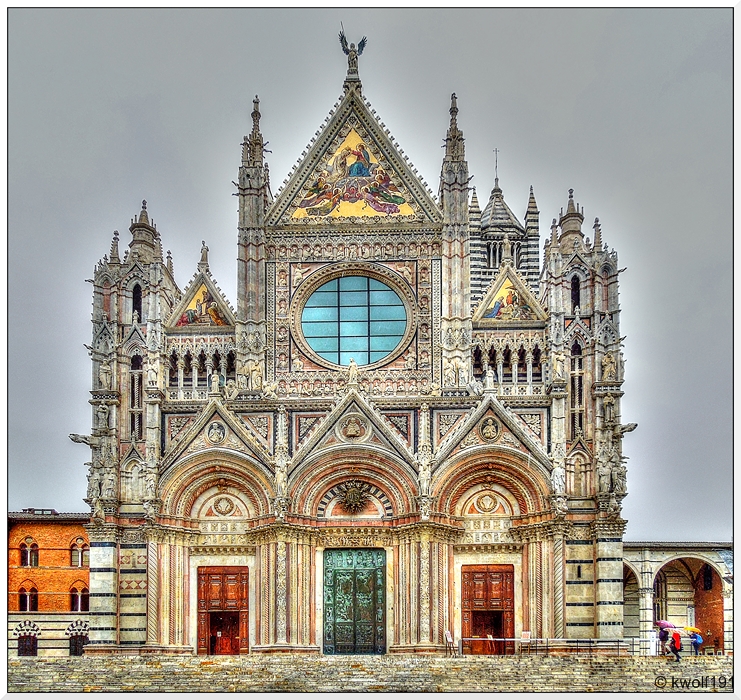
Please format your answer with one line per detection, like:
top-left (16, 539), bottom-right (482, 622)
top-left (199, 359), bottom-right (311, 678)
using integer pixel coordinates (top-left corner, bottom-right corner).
top-left (7, 653), bottom-right (734, 693)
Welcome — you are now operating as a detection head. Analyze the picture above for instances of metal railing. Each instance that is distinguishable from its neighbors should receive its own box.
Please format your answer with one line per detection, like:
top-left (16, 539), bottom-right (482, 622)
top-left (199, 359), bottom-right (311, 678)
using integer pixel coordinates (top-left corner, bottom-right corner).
top-left (457, 637), bottom-right (630, 657)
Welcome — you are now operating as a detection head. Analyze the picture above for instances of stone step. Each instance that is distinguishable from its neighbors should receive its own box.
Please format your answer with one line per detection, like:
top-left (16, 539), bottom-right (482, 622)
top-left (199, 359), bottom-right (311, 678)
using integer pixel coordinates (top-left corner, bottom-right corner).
top-left (7, 654), bottom-right (734, 693)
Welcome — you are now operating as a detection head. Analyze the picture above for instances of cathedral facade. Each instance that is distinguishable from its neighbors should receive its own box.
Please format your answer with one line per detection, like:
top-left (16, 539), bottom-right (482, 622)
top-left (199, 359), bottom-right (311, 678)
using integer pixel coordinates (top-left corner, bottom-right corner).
top-left (73, 48), bottom-right (647, 656)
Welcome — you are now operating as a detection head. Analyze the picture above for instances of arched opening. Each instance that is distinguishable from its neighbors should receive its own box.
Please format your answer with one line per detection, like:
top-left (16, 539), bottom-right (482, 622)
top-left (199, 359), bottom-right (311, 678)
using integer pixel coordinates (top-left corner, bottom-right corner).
top-left (29, 543), bottom-right (39, 567)
top-left (132, 283), bottom-right (143, 321)
top-left (169, 351), bottom-right (178, 387)
top-left (17, 635), bottom-right (37, 657)
top-left (197, 351), bottom-right (208, 387)
top-left (472, 346), bottom-right (483, 378)
top-left (517, 347), bottom-right (527, 382)
top-left (502, 347), bottom-right (512, 381)
top-left (653, 558), bottom-right (727, 653)
top-left (70, 634), bottom-right (88, 656)
top-left (226, 351), bottom-right (237, 382)
top-left (183, 352), bottom-right (193, 387)
top-left (571, 275), bottom-right (581, 313)
top-left (623, 565), bottom-right (640, 641)
top-left (531, 346), bottom-right (542, 382)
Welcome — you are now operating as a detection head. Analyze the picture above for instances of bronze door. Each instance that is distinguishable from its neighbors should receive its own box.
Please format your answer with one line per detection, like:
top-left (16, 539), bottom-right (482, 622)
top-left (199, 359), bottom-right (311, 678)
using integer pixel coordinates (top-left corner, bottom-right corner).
top-left (197, 567), bottom-right (249, 654)
top-left (324, 549), bottom-right (385, 655)
top-left (462, 564), bottom-right (514, 655)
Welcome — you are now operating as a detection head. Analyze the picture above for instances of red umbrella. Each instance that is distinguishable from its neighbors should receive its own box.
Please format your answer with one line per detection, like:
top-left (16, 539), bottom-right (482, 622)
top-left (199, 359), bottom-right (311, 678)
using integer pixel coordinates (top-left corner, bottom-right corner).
top-left (656, 620), bottom-right (676, 629)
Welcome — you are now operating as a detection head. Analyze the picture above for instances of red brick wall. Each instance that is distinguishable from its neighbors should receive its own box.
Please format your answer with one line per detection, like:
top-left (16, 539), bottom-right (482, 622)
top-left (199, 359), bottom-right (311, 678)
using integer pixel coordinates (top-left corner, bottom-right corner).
top-left (693, 565), bottom-right (724, 651)
top-left (8, 521), bottom-right (89, 612)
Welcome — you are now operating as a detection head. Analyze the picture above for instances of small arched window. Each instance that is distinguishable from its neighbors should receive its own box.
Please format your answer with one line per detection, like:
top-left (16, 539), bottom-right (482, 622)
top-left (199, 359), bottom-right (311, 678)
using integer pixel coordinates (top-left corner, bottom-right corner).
top-left (571, 275), bottom-right (581, 313)
top-left (70, 587), bottom-right (79, 611)
top-left (570, 342), bottom-right (584, 437)
top-left (18, 587), bottom-right (27, 612)
top-left (29, 544), bottom-right (39, 567)
top-left (132, 283), bottom-right (143, 322)
top-left (71, 539), bottom-right (89, 567)
top-left (81, 587), bottom-right (89, 612)
top-left (19, 543), bottom-right (28, 567)
top-left (29, 588), bottom-right (38, 611)
top-left (703, 564), bottom-right (714, 591)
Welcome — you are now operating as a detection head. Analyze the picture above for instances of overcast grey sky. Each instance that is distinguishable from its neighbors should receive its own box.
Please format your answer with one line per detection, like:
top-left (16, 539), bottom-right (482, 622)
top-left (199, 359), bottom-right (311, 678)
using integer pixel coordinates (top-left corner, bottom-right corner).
top-left (8, 9), bottom-right (732, 541)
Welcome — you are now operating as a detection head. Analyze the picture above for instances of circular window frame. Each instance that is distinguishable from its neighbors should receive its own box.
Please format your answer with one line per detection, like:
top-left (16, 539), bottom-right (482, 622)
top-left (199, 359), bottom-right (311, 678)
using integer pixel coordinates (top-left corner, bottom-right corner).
top-left (289, 262), bottom-right (418, 372)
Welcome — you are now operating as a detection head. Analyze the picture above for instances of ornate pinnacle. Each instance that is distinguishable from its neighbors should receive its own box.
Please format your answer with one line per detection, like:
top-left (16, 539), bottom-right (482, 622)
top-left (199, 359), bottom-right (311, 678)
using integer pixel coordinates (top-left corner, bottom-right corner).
top-left (444, 93), bottom-right (465, 161)
top-left (244, 95), bottom-right (264, 167)
top-left (109, 230), bottom-right (120, 264)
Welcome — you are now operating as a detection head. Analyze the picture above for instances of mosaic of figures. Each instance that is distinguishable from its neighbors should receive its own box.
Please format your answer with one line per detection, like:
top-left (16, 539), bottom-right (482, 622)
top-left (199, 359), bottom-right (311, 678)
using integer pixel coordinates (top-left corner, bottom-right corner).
top-left (483, 278), bottom-right (535, 320)
top-left (291, 128), bottom-right (415, 219)
top-left (175, 284), bottom-right (228, 327)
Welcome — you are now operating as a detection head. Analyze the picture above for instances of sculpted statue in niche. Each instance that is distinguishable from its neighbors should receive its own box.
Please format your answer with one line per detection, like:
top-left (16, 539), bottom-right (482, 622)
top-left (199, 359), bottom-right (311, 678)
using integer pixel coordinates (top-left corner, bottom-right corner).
top-left (403, 349), bottom-right (416, 369)
top-left (552, 349), bottom-right (566, 380)
top-left (86, 463), bottom-right (101, 500)
top-left (96, 404), bottom-right (109, 430)
top-left (101, 468), bottom-right (117, 499)
top-left (601, 352), bottom-right (616, 382)
top-left (98, 359), bottom-right (112, 389)
top-left (210, 373), bottom-right (220, 393)
top-left (144, 469), bottom-right (157, 499)
top-left (293, 263), bottom-right (308, 288)
top-left (251, 364), bottom-right (263, 390)
top-left (596, 446), bottom-right (612, 493)
top-left (551, 463), bottom-right (566, 494)
top-left (225, 379), bottom-right (239, 399)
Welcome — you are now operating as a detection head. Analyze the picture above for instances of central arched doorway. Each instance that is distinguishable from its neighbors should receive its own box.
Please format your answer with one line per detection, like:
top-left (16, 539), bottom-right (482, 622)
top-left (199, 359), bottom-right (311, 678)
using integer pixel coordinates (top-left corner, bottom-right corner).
top-left (323, 549), bottom-right (386, 655)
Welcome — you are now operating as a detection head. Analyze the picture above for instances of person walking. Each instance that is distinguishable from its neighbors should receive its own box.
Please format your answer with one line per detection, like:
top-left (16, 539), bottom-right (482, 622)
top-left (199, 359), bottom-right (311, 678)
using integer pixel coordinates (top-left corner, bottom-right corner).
top-left (690, 632), bottom-right (703, 656)
top-left (669, 630), bottom-right (682, 662)
top-left (658, 627), bottom-right (669, 655)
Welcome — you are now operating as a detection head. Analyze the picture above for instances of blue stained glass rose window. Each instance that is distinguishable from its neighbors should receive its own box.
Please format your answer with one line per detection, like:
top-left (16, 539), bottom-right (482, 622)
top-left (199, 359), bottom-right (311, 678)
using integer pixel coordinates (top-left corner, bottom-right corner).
top-left (301, 276), bottom-right (407, 366)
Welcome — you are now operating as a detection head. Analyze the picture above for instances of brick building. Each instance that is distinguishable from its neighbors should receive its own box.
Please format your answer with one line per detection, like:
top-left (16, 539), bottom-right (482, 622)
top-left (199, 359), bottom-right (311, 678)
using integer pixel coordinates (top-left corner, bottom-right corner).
top-left (8, 509), bottom-right (90, 656)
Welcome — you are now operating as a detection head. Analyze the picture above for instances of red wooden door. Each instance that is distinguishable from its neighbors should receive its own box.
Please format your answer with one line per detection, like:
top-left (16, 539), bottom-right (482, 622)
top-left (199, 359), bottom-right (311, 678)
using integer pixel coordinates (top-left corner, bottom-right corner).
top-left (197, 567), bottom-right (249, 655)
top-left (462, 564), bottom-right (515, 655)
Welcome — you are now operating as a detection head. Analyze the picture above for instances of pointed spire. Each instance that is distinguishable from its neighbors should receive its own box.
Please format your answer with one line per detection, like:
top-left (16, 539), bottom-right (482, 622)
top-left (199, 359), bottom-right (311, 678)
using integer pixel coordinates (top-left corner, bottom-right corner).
top-left (198, 240), bottom-right (209, 272)
top-left (109, 230), bottom-right (120, 264)
top-left (593, 217), bottom-right (603, 250)
top-left (243, 95), bottom-right (264, 167)
top-left (166, 250), bottom-right (174, 277)
top-left (444, 93), bottom-right (465, 161)
top-left (138, 200), bottom-right (149, 225)
top-left (558, 188), bottom-right (584, 238)
top-left (528, 185), bottom-right (538, 212)
top-left (469, 187), bottom-right (481, 215)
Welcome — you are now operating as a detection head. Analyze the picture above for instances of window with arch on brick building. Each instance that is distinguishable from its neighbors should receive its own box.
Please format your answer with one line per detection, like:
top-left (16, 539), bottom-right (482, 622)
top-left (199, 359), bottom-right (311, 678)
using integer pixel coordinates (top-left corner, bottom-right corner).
top-left (70, 539), bottom-right (90, 567)
top-left (19, 539), bottom-right (39, 567)
top-left (18, 586), bottom-right (38, 612)
top-left (70, 586), bottom-right (89, 612)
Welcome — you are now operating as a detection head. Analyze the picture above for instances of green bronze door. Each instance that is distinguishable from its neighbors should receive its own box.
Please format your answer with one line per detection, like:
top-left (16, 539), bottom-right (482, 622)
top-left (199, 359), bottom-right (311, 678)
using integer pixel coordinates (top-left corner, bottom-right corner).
top-left (324, 549), bottom-right (386, 654)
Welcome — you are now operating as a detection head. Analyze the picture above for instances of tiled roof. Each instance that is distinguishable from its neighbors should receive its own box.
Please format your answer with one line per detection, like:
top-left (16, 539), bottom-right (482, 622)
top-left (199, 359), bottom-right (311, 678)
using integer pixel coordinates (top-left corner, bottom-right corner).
top-left (8, 511), bottom-right (89, 521)
top-left (480, 182), bottom-right (524, 233)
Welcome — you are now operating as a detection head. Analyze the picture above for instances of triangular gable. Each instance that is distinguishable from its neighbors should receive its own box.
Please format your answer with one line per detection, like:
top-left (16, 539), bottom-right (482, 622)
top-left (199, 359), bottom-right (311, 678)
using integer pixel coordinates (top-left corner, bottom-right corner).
top-left (160, 398), bottom-right (270, 473)
top-left (472, 262), bottom-right (548, 324)
top-left (435, 392), bottom-right (552, 477)
top-left (290, 388), bottom-right (415, 471)
top-left (268, 89), bottom-right (442, 225)
top-left (120, 441), bottom-right (145, 464)
top-left (166, 270), bottom-right (236, 329)
top-left (121, 324), bottom-right (147, 355)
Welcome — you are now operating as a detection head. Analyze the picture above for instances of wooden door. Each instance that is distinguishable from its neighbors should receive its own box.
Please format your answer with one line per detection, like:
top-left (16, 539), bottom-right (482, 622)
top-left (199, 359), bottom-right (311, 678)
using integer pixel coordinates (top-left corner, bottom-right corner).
top-left (462, 564), bottom-right (515, 655)
top-left (197, 567), bottom-right (249, 655)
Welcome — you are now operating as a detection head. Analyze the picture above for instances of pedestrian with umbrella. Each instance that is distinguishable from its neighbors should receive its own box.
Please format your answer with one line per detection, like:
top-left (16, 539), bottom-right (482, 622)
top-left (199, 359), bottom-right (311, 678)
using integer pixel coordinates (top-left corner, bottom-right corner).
top-left (656, 621), bottom-right (674, 656)
top-left (685, 627), bottom-right (703, 656)
top-left (669, 629), bottom-right (683, 662)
